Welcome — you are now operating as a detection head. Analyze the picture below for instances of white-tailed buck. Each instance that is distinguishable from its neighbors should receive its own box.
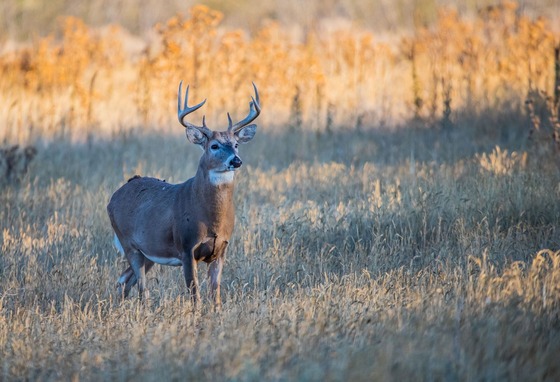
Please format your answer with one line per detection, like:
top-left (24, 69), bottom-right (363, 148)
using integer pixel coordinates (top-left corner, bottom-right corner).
top-left (107, 82), bottom-right (260, 305)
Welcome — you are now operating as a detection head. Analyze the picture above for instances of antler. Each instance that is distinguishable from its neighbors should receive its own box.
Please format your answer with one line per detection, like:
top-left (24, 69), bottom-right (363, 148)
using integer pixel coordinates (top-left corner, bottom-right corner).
top-left (177, 81), bottom-right (213, 138)
top-left (228, 83), bottom-right (261, 133)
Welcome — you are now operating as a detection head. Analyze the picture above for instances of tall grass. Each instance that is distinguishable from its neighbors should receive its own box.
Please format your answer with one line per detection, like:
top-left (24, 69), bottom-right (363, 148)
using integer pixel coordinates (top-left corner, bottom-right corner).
top-left (1, 2), bottom-right (560, 380)
top-left (1, 122), bottom-right (560, 379)
top-left (0, 3), bottom-right (558, 143)
top-left (4, 0), bottom-right (557, 39)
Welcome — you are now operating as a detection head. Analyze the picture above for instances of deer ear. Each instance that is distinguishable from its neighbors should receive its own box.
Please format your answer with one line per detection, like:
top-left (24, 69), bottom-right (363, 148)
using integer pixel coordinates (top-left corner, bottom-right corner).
top-left (185, 126), bottom-right (207, 146)
top-left (235, 124), bottom-right (257, 144)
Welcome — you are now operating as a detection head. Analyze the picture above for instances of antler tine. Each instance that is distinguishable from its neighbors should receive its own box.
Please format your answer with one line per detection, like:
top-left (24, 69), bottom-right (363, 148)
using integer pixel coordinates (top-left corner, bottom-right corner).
top-left (252, 82), bottom-right (260, 109)
top-left (177, 81), bottom-right (212, 137)
top-left (228, 83), bottom-right (261, 133)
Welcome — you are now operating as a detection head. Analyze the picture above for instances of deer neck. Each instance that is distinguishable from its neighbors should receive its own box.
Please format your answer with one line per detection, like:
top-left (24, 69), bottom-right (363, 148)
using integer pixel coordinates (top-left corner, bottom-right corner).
top-left (190, 166), bottom-right (236, 232)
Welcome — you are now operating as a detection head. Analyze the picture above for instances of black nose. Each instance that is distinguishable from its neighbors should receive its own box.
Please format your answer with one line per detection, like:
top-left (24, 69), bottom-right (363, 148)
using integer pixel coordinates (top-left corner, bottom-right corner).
top-left (230, 156), bottom-right (242, 168)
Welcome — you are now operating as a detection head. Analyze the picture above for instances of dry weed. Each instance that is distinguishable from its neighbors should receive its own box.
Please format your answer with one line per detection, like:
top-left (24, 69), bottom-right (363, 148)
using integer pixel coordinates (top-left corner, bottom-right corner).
top-left (0, 127), bottom-right (559, 380)
top-left (0, 2), bottom-right (558, 142)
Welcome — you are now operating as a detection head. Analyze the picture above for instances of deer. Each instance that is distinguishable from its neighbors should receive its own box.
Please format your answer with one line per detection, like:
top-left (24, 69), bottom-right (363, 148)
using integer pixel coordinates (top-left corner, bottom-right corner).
top-left (107, 82), bottom-right (260, 306)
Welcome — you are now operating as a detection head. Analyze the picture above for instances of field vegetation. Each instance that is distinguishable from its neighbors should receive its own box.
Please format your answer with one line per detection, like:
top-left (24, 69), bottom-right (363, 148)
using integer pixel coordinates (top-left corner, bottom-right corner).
top-left (1, 1), bottom-right (560, 380)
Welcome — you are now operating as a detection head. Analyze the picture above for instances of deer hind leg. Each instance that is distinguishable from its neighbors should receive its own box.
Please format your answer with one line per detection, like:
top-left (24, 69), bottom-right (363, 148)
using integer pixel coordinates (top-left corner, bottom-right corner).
top-left (117, 260), bottom-right (154, 299)
top-left (114, 233), bottom-right (134, 298)
top-left (126, 251), bottom-right (152, 300)
top-left (116, 267), bottom-right (134, 298)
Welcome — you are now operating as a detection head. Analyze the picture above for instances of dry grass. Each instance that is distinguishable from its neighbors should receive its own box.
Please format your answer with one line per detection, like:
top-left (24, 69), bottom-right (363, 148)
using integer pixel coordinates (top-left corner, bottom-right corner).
top-left (1, 2), bottom-right (560, 381)
top-left (0, 3), bottom-right (559, 143)
top-left (1, 122), bottom-right (560, 380)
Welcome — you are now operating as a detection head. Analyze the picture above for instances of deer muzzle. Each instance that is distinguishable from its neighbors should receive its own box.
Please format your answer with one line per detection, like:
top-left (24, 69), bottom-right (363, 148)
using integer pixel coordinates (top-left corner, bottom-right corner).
top-left (230, 156), bottom-right (242, 168)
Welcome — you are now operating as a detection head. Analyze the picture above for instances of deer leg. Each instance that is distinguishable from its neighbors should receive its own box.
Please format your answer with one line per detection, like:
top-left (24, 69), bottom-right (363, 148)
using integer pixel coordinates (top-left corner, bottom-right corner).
top-left (117, 260), bottom-right (154, 299)
top-left (208, 257), bottom-right (223, 308)
top-left (116, 267), bottom-right (134, 298)
top-left (182, 251), bottom-right (200, 305)
top-left (128, 251), bottom-right (150, 300)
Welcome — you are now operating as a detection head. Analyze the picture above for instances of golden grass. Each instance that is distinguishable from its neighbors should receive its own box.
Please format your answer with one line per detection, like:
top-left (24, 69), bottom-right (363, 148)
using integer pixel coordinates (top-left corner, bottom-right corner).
top-left (1, 2), bottom-right (560, 380)
top-left (0, 2), bottom-right (558, 143)
top-left (1, 124), bottom-right (560, 379)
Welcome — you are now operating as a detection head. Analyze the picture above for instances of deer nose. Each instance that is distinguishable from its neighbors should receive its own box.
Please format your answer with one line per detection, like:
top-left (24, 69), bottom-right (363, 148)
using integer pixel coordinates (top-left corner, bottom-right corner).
top-left (230, 156), bottom-right (242, 168)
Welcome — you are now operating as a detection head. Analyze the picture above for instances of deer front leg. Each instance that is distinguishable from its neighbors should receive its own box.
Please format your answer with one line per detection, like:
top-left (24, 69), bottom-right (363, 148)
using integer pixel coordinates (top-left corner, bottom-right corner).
top-left (182, 250), bottom-right (200, 305)
top-left (128, 251), bottom-right (150, 300)
top-left (208, 257), bottom-right (224, 308)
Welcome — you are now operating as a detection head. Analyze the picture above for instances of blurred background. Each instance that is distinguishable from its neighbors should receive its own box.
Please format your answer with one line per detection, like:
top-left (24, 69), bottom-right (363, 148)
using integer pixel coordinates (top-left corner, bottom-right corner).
top-left (2, 0), bottom-right (560, 39)
top-left (2, 4), bottom-right (560, 379)
top-left (0, 0), bottom-right (559, 143)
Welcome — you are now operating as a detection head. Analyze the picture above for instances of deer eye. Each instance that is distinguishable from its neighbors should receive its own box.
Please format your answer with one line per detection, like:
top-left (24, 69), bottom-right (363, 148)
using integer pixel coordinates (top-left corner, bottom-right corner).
top-left (211, 144), bottom-right (219, 150)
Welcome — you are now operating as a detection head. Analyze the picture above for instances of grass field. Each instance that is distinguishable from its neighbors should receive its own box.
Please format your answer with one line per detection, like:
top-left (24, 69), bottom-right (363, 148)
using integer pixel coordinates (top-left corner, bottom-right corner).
top-left (1, 117), bottom-right (560, 380)
top-left (1, 2), bottom-right (560, 381)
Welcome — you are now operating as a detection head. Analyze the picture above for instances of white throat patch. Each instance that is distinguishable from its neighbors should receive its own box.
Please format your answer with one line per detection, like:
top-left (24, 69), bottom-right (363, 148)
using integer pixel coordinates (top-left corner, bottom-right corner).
top-left (209, 170), bottom-right (235, 186)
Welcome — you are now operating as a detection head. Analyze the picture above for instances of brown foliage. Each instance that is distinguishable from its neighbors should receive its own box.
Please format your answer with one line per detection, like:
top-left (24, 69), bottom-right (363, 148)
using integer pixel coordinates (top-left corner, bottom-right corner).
top-left (0, 2), bottom-right (558, 142)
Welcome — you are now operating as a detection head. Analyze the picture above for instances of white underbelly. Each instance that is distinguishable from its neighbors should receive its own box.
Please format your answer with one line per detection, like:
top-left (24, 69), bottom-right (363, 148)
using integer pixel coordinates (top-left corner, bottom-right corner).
top-left (142, 253), bottom-right (182, 266)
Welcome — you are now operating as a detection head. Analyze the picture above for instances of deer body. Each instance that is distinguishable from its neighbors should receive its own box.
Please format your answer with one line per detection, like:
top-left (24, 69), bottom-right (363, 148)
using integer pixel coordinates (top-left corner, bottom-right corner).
top-left (107, 83), bottom-right (260, 305)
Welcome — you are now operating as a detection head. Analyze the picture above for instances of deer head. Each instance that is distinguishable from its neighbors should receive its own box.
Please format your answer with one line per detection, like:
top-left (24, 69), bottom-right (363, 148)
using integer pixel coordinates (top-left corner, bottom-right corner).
top-left (178, 82), bottom-right (260, 185)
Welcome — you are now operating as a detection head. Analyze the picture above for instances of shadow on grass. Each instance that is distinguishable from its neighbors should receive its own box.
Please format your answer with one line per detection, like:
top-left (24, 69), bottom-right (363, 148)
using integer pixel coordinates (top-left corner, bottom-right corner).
top-left (25, 105), bottom-right (536, 182)
top-left (4, 106), bottom-right (558, 296)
